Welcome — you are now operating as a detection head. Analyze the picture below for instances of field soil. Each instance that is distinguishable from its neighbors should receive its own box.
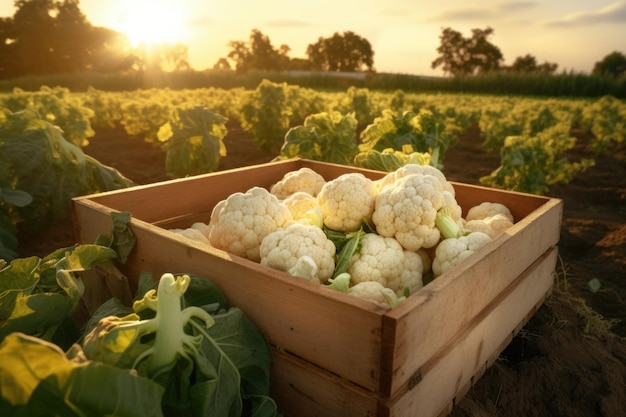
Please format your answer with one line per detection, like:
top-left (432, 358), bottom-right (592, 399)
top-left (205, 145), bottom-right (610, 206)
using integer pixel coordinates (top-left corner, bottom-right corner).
top-left (16, 122), bottom-right (626, 416)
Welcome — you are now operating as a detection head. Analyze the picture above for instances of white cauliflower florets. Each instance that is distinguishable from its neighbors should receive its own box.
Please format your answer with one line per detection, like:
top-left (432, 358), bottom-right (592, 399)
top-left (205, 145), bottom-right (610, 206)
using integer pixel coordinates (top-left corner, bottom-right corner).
top-left (317, 173), bottom-right (378, 232)
top-left (348, 233), bottom-right (424, 296)
top-left (270, 167), bottom-right (327, 199)
top-left (260, 222), bottom-right (336, 284)
top-left (282, 191), bottom-right (321, 226)
top-left (348, 281), bottom-right (406, 309)
top-left (463, 202), bottom-right (515, 238)
top-left (373, 173), bottom-right (450, 251)
top-left (432, 232), bottom-right (492, 277)
top-left (209, 187), bottom-right (293, 262)
top-left (376, 164), bottom-right (456, 196)
top-left (466, 202), bottom-right (514, 222)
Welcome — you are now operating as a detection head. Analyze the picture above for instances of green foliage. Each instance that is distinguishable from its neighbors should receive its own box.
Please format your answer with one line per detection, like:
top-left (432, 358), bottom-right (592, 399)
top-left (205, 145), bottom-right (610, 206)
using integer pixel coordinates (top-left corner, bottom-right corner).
top-left (580, 95), bottom-right (626, 152)
top-left (278, 111), bottom-right (359, 165)
top-left (157, 105), bottom-right (229, 177)
top-left (358, 109), bottom-right (460, 169)
top-left (353, 148), bottom-right (431, 172)
top-left (480, 125), bottom-right (595, 195)
top-left (119, 93), bottom-right (174, 141)
top-left (0, 107), bottom-right (133, 261)
top-left (479, 99), bottom-right (575, 151)
top-left (0, 86), bottom-right (95, 146)
top-left (0, 244), bottom-right (118, 348)
top-left (239, 79), bottom-right (292, 153)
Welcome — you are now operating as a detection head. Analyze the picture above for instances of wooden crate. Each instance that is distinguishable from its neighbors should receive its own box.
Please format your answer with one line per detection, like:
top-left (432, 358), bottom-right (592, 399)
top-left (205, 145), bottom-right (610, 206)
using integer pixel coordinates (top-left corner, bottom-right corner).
top-left (72, 158), bottom-right (563, 417)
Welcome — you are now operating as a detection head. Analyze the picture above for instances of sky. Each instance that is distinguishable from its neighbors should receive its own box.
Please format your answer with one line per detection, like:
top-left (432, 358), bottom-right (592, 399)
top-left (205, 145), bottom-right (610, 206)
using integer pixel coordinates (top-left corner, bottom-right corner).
top-left (1, 0), bottom-right (625, 75)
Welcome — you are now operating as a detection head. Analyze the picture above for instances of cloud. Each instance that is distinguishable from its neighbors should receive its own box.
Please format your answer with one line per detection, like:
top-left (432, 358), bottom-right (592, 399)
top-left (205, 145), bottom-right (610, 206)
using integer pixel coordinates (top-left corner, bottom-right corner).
top-left (429, 2), bottom-right (536, 22)
top-left (545, 1), bottom-right (626, 27)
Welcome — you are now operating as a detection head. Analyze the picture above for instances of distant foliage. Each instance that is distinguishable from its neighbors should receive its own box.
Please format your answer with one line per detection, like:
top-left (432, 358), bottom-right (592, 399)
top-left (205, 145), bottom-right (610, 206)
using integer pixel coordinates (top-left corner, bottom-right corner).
top-left (480, 124), bottom-right (595, 195)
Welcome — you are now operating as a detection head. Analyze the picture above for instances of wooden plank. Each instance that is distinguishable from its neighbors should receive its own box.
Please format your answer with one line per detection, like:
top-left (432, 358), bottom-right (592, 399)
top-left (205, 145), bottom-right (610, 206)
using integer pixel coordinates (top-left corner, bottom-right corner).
top-left (385, 248), bottom-right (558, 417)
top-left (270, 348), bottom-right (379, 417)
top-left (380, 196), bottom-right (562, 396)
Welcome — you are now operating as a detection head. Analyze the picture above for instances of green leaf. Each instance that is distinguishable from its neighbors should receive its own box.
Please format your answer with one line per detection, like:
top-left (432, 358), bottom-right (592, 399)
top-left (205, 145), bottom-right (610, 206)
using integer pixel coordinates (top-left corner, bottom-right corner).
top-left (0, 188), bottom-right (33, 207)
top-left (0, 333), bottom-right (165, 417)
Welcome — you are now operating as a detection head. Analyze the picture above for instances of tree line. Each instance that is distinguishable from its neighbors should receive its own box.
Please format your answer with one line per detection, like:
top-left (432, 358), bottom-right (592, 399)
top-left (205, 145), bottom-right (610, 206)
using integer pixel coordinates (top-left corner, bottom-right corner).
top-left (1, 0), bottom-right (624, 80)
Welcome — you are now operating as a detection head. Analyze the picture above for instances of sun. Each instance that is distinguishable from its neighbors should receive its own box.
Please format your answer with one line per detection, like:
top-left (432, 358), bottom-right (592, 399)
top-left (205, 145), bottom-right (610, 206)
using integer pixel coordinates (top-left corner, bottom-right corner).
top-left (113, 0), bottom-right (187, 46)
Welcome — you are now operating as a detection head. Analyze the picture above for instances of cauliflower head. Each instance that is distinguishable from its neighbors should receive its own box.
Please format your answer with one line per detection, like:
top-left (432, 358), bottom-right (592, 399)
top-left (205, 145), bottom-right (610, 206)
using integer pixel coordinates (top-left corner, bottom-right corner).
top-left (317, 173), bottom-right (378, 232)
top-left (432, 231), bottom-right (492, 277)
top-left (348, 281), bottom-right (406, 309)
top-left (260, 222), bottom-right (336, 283)
top-left (270, 167), bottom-right (327, 199)
top-left (463, 202), bottom-right (514, 238)
top-left (373, 173), bottom-right (448, 251)
top-left (466, 202), bottom-right (514, 223)
top-left (282, 191), bottom-right (321, 226)
top-left (348, 233), bottom-right (424, 296)
top-left (209, 186), bottom-right (293, 262)
top-left (376, 164), bottom-right (455, 196)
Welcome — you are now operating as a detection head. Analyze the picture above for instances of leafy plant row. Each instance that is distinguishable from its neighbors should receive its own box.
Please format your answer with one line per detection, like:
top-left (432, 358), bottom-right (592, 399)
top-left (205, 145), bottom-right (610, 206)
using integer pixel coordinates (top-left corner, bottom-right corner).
top-left (1, 81), bottom-right (623, 261)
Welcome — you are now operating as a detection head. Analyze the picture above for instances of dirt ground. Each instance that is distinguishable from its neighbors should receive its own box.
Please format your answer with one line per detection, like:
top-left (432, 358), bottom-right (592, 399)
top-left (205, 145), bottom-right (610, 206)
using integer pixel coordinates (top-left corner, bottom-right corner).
top-left (16, 122), bottom-right (626, 416)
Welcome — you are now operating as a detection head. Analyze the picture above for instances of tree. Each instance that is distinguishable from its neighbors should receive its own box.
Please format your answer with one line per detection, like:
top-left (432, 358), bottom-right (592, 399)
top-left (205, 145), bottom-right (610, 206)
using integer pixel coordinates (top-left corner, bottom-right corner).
top-left (0, 0), bottom-right (137, 78)
top-left (131, 43), bottom-right (191, 72)
top-left (306, 31), bottom-right (374, 72)
top-left (507, 54), bottom-right (558, 74)
top-left (431, 27), bottom-right (503, 76)
top-left (225, 29), bottom-right (290, 72)
top-left (592, 51), bottom-right (626, 78)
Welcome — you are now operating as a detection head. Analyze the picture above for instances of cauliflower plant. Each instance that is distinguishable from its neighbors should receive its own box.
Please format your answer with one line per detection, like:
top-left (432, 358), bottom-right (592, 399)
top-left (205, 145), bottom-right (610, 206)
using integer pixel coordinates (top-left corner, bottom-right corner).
top-left (317, 173), bottom-right (378, 232)
top-left (269, 167), bottom-right (327, 199)
top-left (347, 233), bottom-right (424, 296)
top-left (373, 173), bottom-right (455, 251)
top-left (260, 222), bottom-right (336, 284)
top-left (209, 186), bottom-right (293, 262)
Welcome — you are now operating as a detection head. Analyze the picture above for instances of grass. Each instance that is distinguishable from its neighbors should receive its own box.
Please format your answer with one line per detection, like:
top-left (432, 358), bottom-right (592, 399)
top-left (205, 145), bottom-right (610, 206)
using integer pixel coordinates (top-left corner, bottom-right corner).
top-left (552, 255), bottom-right (621, 338)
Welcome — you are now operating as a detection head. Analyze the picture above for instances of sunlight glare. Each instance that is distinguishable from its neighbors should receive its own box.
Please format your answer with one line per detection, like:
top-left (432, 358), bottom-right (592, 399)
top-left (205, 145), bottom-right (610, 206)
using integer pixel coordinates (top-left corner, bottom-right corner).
top-left (114, 0), bottom-right (187, 46)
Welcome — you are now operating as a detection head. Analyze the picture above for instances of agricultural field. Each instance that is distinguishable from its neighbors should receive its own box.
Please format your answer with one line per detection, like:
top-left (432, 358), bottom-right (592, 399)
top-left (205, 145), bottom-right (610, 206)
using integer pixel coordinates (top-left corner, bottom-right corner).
top-left (2, 82), bottom-right (626, 416)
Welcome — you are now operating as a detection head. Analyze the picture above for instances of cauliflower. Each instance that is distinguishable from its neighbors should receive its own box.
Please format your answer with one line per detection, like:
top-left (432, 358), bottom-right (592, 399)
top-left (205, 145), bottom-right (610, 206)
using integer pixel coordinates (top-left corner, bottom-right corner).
top-left (317, 173), bottom-right (378, 232)
top-left (282, 191), bottom-right (322, 226)
top-left (209, 187), bottom-right (293, 261)
top-left (348, 281), bottom-right (406, 309)
top-left (373, 173), bottom-right (450, 251)
top-left (348, 233), bottom-right (424, 296)
top-left (269, 167), bottom-right (327, 199)
top-left (260, 222), bottom-right (336, 284)
top-left (463, 202), bottom-right (515, 238)
top-left (431, 232), bottom-right (492, 277)
top-left (466, 202), bottom-right (514, 222)
top-left (376, 164), bottom-right (455, 196)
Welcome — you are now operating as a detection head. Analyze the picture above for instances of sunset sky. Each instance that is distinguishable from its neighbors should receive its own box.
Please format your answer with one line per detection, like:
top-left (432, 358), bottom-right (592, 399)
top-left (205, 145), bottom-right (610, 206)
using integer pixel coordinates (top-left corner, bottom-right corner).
top-left (2, 0), bottom-right (625, 75)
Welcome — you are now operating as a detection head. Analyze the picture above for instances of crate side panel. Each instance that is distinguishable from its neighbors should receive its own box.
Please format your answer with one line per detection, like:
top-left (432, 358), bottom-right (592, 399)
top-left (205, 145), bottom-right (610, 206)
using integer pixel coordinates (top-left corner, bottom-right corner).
top-left (382, 197), bottom-right (562, 395)
top-left (387, 248), bottom-right (557, 417)
top-left (78, 159), bottom-right (304, 224)
top-left (270, 348), bottom-right (379, 417)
